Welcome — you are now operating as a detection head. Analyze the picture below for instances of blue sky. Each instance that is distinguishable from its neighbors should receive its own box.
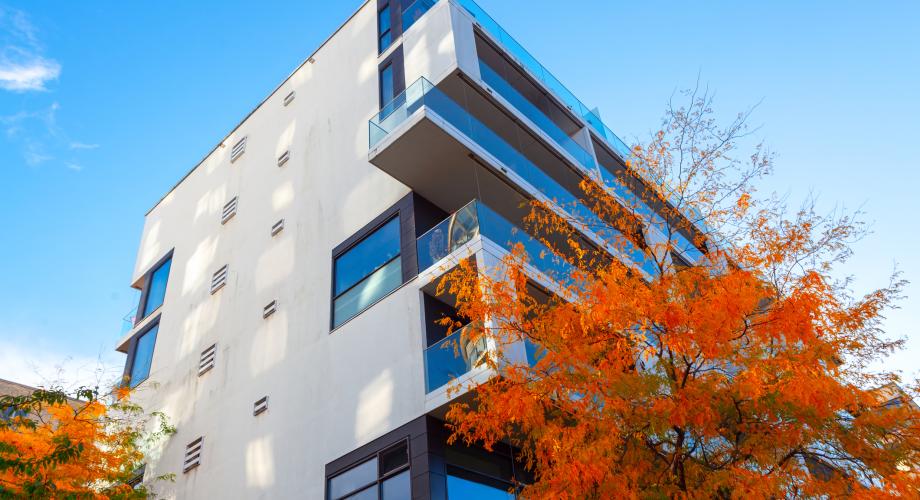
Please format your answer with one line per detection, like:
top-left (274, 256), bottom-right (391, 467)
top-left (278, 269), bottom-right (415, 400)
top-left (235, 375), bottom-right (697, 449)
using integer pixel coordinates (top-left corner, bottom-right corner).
top-left (1, 1), bottom-right (917, 387)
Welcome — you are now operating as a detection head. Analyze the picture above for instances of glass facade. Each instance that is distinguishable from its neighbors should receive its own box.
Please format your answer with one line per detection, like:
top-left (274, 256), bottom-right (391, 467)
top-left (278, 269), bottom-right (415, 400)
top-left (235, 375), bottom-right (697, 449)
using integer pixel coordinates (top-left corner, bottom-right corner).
top-left (129, 322), bottom-right (159, 387)
top-left (333, 217), bottom-right (402, 328)
top-left (141, 257), bottom-right (171, 319)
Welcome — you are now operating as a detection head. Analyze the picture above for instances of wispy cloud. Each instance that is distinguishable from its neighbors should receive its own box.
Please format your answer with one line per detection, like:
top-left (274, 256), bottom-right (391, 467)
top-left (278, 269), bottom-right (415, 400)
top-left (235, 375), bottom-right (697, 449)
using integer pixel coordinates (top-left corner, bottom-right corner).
top-left (69, 141), bottom-right (99, 150)
top-left (0, 6), bottom-right (61, 92)
top-left (0, 339), bottom-right (123, 391)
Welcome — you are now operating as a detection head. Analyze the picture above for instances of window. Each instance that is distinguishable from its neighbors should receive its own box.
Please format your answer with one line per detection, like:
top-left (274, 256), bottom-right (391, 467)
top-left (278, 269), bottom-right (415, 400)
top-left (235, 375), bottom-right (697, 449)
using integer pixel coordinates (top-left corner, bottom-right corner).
top-left (333, 217), bottom-right (402, 328)
top-left (129, 321), bottom-right (159, 388)
top-left (140, 256), bottom-right (172, 320)
top-left (379, 63), bottom-right (395, 111)
top-left (378, 5), bottom-right (392, 52)
top-left (327, 441), bottom-right (410, 500)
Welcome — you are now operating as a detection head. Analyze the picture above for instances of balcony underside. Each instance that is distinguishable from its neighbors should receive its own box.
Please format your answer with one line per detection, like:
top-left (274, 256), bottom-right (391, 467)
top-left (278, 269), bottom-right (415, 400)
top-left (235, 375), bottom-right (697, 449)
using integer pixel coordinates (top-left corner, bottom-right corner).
top-left (370, 104), bottom-right (533, 230)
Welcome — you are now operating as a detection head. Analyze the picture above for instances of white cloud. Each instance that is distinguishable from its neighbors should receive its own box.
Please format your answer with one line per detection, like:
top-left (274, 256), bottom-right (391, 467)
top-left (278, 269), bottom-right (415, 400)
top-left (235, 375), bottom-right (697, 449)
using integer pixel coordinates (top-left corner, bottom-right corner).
top-left (0, 339), bottom-right (123, 391)
top-left (69, 141), bottom-right (99, 150)
top-left (0, 7), bottom-right (61, 92)
top-left (64, 161), bottom-right (83, 171)
top-left (0, 55), bottom-right (60, 91)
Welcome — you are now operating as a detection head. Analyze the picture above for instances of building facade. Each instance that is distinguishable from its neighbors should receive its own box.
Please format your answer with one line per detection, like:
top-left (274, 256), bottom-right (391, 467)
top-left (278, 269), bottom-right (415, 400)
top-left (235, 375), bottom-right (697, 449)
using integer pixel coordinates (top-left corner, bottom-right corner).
top-left (115, 1), bottom-right (706, 498)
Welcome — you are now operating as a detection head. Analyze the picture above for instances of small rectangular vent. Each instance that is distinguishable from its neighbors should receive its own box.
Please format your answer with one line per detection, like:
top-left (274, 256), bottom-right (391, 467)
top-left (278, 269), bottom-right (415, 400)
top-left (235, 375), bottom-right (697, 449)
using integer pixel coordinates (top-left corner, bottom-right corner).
top-left (210, 265), bottom-right (228, 294)
top-left (199, 344), bottom-right (217, 376)
top-left (271, 219), bottom-right (285, 237)
top-left (253, 396), bottom-right (269, 416)
top-left (230, 137), bottom-right (247, 162)
top-left (283, 91), bottom-right (295, 106)
top-left (221, 197), bottom-right (238, 225)
top-left (263, 300), bottom-right (277, 319)
top-left (277, 150), bottom-right (290, 167)
top-left (183, 437), bottom-right (203, 473)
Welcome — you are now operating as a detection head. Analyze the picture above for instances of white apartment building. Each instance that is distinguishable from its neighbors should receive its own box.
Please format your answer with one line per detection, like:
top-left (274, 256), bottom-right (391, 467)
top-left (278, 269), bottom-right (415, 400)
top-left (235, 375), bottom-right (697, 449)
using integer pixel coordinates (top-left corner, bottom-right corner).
top-left (116, 1), bottom-right (707, 498)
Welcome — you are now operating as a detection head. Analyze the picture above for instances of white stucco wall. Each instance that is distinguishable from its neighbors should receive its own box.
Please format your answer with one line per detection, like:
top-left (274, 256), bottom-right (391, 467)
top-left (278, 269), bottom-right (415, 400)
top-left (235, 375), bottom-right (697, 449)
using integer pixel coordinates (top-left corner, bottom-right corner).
top-left (124, 2), bottom-right (463, 498)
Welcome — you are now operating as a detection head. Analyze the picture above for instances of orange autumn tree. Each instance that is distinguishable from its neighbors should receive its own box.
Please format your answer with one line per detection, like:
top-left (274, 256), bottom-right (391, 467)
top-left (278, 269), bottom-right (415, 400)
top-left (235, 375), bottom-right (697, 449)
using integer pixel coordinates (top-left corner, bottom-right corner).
top-left (0, 385), bottom-right (174, 499)
top-left (435, 87), bottom-right (920, 498)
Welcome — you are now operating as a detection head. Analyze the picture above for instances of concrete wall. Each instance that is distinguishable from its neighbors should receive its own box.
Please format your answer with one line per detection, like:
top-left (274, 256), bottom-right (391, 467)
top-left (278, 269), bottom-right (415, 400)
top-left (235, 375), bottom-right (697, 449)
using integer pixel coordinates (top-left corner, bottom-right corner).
top-left (124, 2), bottom-right (463, 498)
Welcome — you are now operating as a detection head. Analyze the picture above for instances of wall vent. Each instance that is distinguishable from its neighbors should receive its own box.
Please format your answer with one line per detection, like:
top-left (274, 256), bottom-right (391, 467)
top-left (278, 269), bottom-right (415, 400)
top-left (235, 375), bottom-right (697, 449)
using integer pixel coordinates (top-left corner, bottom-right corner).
top-left (283, 91), bottom-right (295, 106)
top-left (210, 265), bottom-right (229, 294)
top-left (198, 344), bottom-right (217, 376)
top-left (277, 150), bottom-right (290, 167)
top-left (221, 197), bottom-right (238, 225)
top-left (183, 437), bottom-right (203, 473)
top-left (253, 396), bottom-right (269, 416)
top-left (230, 137), bottom-right (247, 162)
top-left (263, 300), bottom-right (277, 319)
top-left (271, 219), bottom-right (285, 237)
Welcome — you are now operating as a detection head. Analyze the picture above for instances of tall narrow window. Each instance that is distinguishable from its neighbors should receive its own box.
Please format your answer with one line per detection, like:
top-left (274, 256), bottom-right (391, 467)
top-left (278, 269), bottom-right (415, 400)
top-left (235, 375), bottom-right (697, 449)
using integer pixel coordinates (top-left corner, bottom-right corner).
top-left (129, 322), bottom-right (159, 388)
top-left (379, 63), bottom-right (395, 111)
top-left (378, 5), bottom-right (392, 53)
top-left (332, 217), bottom-right (402, 328)
top-left (141, 257), bottom-right (172, 320)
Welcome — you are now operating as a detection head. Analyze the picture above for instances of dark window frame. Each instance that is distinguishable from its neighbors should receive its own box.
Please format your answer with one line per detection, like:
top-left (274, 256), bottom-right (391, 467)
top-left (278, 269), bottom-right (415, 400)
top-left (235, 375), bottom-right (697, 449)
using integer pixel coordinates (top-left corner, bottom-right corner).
top-left (378, 3), bottom-right (393, 53)
top-left (134, 250), bottom-right (174, 325)
top-left (378, 46), bottom-right (405, 111)
top-left (122, 315), bottom-right (161, 388)
top-left (330, 194), bottom-right (419, 331)
top-left (327, 440), bottom-right (410, 500)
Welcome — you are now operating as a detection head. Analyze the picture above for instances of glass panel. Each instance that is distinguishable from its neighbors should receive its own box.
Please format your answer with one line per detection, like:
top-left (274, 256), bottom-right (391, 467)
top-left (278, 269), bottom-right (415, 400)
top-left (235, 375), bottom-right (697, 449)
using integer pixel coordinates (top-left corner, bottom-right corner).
top-left (344, 486), bottom-right (377, 500)
top-left (330, 458), bottom-right (379, 500)
top-left (130, 323), bottom-right (159, 387)
top-left (380, 65), bottom-right (395, 111)
top-left (142, 258), bottom-right (171, 318)
top-left (333, 257), bottom-right (402, 328)
top-left (380, 442), bottom-right (409, 476)
top-left (381, 470), bottom-right (410, 500)
top-left (402, 0), bottom-right (436, 32)
top-left (335, 217), bottom-right (401, 295)
top-left (416, 201), bottom-right (480, 271)
top-left (479, 60), bottom-right (595, 171)
top-left (424, 323), bottom-right (485, 392)
top-left (447, 474), bottom-right (514, 500)
top-left (378, 6), bottom-right (392, 52)
top-left (371, 79), bottom-right (657, 278)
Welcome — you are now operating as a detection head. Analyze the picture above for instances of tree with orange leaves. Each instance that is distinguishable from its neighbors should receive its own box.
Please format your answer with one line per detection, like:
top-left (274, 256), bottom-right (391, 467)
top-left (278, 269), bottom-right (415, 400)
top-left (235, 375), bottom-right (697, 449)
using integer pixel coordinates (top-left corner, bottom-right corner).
top-left (435, 87), bottom-right (920, 498)
top-left (0, 385), bottom-right (174, 499)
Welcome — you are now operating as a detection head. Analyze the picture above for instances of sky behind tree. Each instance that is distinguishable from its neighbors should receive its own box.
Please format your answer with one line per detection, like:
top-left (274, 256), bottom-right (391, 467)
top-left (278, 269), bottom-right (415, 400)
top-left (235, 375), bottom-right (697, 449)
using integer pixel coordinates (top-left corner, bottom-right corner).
top-left (1, 0), bottom-right (917, 387)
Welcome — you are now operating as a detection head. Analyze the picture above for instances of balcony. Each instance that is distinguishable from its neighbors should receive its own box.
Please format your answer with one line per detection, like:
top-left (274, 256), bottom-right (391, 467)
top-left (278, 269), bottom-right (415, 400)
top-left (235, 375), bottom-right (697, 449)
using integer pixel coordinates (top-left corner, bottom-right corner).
top-left (417, 199), bottom-right (574, 281)
top-left (369, 77), bottom-right (659, 278)
top-left (454, 0), bottom-right (632, 160)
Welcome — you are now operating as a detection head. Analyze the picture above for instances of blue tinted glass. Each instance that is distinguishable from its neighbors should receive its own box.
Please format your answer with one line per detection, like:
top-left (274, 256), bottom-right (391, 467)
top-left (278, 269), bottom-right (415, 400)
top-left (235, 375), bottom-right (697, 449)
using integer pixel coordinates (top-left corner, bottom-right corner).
top-left (142, 258), bottom-right (171, 318)
top-left (380, 65), bottom-right (395, 109)
top-left (447, 474), bottom-right (514, 500)
top-left (333, 258), bottom-right (402, 328)
top-left (329, 458), bottom-right (378, 499)
top-left (381, 470), bottom-right (410, 500)
top-left (378, 6), bottom-right (391, 33)
top-left (335, 217), bottom-right (400, 296)
top-left (130, 323), bottom-right (159, 387)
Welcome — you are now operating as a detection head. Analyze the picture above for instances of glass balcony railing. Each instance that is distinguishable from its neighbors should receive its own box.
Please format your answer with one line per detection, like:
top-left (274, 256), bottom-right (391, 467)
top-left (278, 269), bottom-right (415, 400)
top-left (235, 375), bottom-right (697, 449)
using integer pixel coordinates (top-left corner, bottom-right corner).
top-left (403, 0), bottom-right (437, 32)
top-left (425, 322), bottom-right (484, 392)
top-left (417, 200), bottom-right (576, 281)
top-left (425, 322), bottom-right (547, 393)
top-left (370, 77), bottom-right (659, 277)
top-left (120, 306), bottom-right (138, 336)
top-left (455, 0), bottom-right (631, 158)
top-left (478, 60), bottom-right (596, 171)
